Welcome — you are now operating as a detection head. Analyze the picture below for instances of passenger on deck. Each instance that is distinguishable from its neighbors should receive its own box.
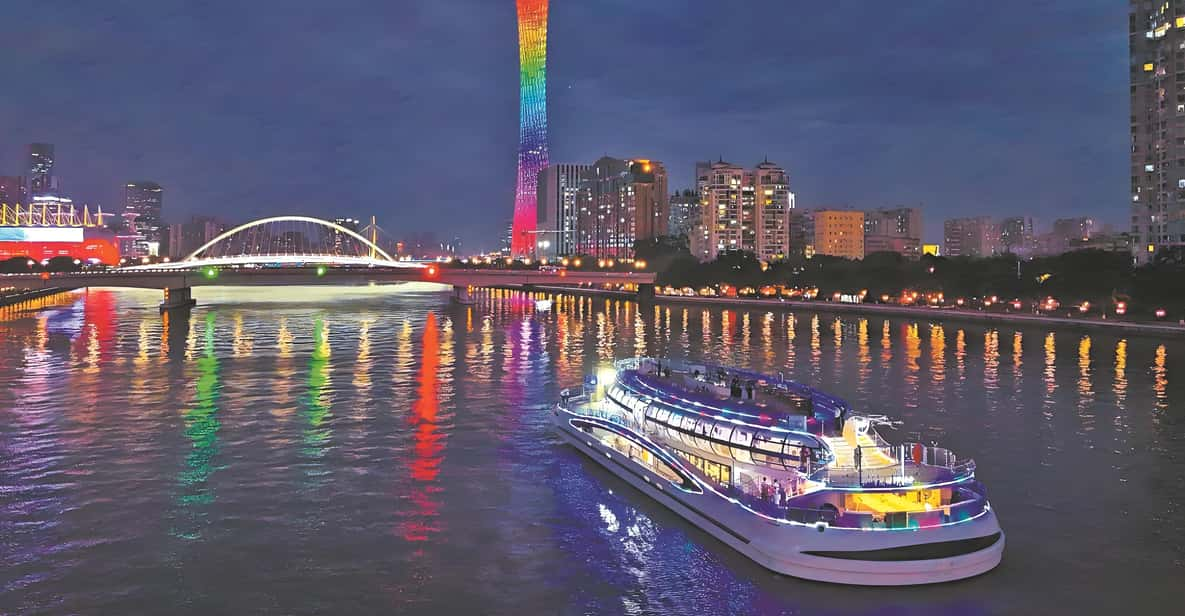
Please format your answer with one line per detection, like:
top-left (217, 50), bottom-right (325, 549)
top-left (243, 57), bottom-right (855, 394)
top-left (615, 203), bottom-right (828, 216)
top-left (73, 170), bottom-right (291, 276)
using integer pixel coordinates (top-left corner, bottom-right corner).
top-left (760, 477), bottom-right (770, 501)
top-left (774, 481), bottom-right (785, 507)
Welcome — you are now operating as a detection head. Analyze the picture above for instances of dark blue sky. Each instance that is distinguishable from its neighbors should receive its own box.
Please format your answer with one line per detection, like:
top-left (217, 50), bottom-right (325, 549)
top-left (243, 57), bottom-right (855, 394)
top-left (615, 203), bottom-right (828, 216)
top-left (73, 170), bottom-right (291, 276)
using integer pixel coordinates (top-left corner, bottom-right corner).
top-left (0, 1), bottom-right (1127, 250)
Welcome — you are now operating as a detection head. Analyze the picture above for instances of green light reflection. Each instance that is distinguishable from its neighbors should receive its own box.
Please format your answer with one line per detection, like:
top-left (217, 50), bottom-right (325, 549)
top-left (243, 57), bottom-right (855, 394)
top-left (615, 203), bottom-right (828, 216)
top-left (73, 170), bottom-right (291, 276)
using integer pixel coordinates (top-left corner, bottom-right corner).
top-left (174, 311), bottom-right (222, 538)
top-left (302, 316), bottom-right (332, 464)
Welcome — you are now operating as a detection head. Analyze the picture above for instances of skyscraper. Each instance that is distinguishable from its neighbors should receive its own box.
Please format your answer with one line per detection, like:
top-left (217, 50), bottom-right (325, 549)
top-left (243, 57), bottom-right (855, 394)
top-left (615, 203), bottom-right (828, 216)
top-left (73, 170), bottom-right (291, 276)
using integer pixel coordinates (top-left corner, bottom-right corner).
top-left (124, 181), bottom-right (164, 256)
top-left (27, 143), bottom-right (55, 197)
top-left (574, 157), bottom-right (667, 258)
top-left (536, 163), bottom-right (589, 258)
top-left (511, 0), bottom-right (549, 256)
top-left (1130, 2), bottom-right (1185, 261)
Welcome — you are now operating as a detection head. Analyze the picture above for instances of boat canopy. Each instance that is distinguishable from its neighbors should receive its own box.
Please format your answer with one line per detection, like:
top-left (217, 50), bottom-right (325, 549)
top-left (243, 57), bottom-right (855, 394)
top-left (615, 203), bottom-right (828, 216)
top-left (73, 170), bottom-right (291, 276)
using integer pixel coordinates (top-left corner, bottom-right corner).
top-left (605, 374), bottom-right (831, 470)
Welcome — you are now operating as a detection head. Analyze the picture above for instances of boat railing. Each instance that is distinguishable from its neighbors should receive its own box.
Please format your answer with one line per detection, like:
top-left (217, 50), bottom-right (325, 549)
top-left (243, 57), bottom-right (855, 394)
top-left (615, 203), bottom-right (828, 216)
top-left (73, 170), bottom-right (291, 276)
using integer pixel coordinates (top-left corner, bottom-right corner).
top-left (665, 445), bottom-right (987, 529)
top-left (889, 443), bottom-right (976, 477)
top-left (815, 446), bottom-right (976, 487)
top-left (814, 464), bottom-right (921, 489)
top-left (616, 357), bottom-right (850, 419)
top-left (712, 472), bottom-right (988, 529)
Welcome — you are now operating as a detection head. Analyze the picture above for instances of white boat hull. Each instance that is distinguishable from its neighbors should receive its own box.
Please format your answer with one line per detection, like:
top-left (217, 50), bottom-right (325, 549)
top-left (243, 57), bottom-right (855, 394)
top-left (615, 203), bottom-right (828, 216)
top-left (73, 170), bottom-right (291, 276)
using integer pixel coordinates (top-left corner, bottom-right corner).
top-left (554, 409), bottom-right (1004, 586)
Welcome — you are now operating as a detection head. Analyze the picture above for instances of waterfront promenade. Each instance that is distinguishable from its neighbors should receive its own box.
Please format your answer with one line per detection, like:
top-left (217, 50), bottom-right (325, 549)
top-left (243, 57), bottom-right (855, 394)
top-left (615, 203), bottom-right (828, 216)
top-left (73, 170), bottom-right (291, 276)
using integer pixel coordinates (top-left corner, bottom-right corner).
top-left (532, 285), bottom-right (1185, 338)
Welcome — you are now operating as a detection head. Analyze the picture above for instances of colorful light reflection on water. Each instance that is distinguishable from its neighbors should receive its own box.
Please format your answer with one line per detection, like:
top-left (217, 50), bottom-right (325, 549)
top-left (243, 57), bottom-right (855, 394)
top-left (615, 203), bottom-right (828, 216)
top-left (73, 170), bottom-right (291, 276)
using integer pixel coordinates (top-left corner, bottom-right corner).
top-left (0, 286), bottom-right (1182, 615)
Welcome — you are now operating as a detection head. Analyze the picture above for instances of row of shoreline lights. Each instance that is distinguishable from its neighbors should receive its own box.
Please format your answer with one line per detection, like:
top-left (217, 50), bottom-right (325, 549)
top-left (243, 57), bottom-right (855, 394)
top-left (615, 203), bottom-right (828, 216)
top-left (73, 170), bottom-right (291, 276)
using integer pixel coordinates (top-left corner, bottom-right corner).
top-left (451, 255), bottom-right (646, 269)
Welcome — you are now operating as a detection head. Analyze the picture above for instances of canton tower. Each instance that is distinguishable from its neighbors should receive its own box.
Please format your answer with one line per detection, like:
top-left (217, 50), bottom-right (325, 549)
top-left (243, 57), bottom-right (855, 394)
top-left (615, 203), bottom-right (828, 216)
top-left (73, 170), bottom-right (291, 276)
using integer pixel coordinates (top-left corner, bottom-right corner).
top-left (512, 0), bottom-right (549, 257)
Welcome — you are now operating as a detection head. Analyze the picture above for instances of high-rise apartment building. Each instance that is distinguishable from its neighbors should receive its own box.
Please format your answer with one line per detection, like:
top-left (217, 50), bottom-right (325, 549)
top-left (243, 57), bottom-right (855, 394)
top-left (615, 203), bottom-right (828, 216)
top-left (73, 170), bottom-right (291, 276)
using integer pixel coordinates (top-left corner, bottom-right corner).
top-left (999, 216), bottom-right (1036, 255)
top-left (167, 216), bottom-right (227, 260)
top-left (696, 160), bottom-right (750, 259)
top-left (1130, 2), bottom-right (1185, 261)
top-left (535, 163), bottom-right (590, 258)
top-left (753, 160), bottom-right (793, 261)
top-left (574, 157), bottom-right (667, 258)
top-left (668, 190), bottom-right (700, 240)
top-left (1037, 216), bottom-right (1099, 255)
top-left (943, 216), bottom-right (999, 257)
top-left (124, 181), bottom-right (164, 256)
top-left (331, 217), bottom-right (361, 254)
top-left (864, 207), bottom-right (922, 258)
top-left (27, 143), bottom-right (55, 197)
top-left (788, 209), bottom-right (812, 257)
top-left (693, 159), bottom-right (794, 261)
top-left (811, 209), bottom-right (865, 259)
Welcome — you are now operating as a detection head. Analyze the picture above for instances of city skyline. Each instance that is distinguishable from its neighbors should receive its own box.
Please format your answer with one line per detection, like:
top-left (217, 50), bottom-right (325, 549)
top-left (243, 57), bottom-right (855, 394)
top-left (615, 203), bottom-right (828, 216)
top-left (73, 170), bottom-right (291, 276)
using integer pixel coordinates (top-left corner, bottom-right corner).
top-left (0, 2), bottom-right (1127, 251)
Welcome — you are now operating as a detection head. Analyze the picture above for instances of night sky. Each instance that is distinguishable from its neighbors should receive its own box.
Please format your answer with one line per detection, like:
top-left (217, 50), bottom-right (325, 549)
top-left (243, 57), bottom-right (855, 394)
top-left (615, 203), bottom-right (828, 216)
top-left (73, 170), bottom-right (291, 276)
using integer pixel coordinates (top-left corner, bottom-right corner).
top-left (0, 1), bottom-right (1127, 250)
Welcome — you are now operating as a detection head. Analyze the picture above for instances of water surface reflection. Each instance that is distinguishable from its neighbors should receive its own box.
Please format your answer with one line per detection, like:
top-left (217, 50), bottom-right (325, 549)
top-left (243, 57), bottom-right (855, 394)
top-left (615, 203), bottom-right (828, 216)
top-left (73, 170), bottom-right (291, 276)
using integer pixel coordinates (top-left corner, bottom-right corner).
top-left (0, 286), bottom-right (1181, 615)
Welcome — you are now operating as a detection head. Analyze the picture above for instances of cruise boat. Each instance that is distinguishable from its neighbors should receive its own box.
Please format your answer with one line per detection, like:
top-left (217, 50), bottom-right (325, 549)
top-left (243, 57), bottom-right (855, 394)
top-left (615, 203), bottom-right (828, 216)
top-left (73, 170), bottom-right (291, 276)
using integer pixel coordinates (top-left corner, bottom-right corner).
top-left (553, 358), bottom-right (1004, 586)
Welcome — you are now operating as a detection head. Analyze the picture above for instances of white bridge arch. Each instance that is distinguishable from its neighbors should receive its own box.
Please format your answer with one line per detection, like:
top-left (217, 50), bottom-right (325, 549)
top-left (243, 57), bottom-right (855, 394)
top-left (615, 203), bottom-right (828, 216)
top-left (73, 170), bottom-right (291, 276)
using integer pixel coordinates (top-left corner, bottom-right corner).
top-left (136, 215), bottom-right (422, 270)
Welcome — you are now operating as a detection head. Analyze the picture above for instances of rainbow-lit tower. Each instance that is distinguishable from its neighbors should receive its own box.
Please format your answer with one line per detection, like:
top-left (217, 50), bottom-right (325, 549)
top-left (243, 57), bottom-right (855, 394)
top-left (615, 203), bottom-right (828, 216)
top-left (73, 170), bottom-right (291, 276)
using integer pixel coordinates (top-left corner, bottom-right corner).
top-left (512, 0), bottom-right (549, 257)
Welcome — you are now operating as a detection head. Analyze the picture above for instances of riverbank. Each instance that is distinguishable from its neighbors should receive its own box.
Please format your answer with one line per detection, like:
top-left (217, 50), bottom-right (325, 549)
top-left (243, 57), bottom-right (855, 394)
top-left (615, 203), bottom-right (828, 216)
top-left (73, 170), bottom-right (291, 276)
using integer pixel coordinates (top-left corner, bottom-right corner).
top-left (529, 285), bottom-right (1185, 338)
top-left (0, 287), bottom-right (72, 309)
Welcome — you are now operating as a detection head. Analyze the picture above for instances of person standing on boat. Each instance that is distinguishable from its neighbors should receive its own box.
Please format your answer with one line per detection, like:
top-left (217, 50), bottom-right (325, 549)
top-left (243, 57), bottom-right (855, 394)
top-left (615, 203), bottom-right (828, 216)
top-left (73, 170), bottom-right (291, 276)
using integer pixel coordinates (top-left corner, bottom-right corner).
top-left (854, 445), bottom-right (863, 485)
top-left (761, 477), bottom-right (770, 501)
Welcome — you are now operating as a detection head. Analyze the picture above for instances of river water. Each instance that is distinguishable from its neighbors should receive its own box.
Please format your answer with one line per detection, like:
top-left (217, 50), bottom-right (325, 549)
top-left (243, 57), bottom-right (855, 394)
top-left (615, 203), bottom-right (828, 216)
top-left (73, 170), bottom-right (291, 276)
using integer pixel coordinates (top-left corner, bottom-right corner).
top-left (0, 285), bottom-right (1181, 615)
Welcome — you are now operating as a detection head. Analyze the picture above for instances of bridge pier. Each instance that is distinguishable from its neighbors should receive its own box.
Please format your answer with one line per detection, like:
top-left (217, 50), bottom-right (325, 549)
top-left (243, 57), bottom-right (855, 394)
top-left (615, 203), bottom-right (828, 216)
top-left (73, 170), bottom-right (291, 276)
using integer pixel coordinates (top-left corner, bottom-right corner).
top-left (160, 286), bottom-right (196, 312)
top-left (451, 285), bottom-right (475, 305)
top-left (636, 283), bottom-right (655, 301)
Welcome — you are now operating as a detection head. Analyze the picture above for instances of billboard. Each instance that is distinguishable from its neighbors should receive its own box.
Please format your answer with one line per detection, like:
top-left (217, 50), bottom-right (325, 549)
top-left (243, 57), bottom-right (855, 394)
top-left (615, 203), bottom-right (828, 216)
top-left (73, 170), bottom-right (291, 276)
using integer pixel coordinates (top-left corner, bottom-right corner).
top-left (0, 226), bottom-right (119, 264)
top-left (0, 227), bottom-right (86, 243)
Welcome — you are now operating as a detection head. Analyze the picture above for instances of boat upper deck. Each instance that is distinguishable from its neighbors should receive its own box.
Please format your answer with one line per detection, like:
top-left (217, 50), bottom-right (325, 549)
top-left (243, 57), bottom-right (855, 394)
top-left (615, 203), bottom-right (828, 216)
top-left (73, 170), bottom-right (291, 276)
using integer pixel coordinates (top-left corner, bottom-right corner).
top-left (619, 358), bottom-right (849, 430)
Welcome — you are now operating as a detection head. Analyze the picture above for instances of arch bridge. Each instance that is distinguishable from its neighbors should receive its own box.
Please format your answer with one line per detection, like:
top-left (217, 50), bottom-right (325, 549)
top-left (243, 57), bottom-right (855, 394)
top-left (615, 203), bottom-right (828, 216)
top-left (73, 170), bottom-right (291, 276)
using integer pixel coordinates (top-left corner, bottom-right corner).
top-left (2, 216), bottom-right (656, 310)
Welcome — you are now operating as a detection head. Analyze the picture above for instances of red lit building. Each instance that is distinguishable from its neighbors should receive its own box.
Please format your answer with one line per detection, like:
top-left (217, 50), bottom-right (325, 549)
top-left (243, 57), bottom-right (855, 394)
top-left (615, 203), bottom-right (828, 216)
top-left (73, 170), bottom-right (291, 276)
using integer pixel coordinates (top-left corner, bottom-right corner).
top-left (0, 201), bottom-right (119, 265)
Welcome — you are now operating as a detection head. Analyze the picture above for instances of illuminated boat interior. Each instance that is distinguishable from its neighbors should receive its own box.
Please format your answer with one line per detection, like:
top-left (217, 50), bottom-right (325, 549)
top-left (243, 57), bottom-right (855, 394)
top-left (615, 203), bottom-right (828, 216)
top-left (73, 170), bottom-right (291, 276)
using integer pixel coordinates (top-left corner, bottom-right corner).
top-left (566, 358), bottom-right (990, 531)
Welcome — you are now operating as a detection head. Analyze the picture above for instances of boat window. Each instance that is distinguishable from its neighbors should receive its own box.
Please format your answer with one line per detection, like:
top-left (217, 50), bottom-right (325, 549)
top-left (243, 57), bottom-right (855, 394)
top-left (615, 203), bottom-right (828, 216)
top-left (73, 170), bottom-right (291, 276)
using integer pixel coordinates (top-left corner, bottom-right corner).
top-left (731, 429), bottom-right (753, 448)
top-left (751, 451), bottom-right (790, 470)
top-left (673, 448), bottom-right (732, 489)
top-left (711, 422), bottom-right (734, 443)
top-left (753, 435), bottom-right (784, 453)
top-left (695, 418), bottom-right (711, 436)
top-left (730, 446), bottom-right (753, 464)
top-left (571, 419), bottom-right (698, 491)
top-left (680, 415), bottom-right (698, 432)
top-left (653, 407), bottom-right (670, 422)
top-left (711, 441), bottom-right (733, 458)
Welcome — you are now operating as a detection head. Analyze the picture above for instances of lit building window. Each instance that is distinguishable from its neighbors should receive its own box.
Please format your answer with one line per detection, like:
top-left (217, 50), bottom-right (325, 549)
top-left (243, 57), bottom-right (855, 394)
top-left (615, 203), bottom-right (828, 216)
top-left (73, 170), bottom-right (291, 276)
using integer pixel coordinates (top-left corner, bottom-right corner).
top-left (1145, 63), bottom-right (1156, 72)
